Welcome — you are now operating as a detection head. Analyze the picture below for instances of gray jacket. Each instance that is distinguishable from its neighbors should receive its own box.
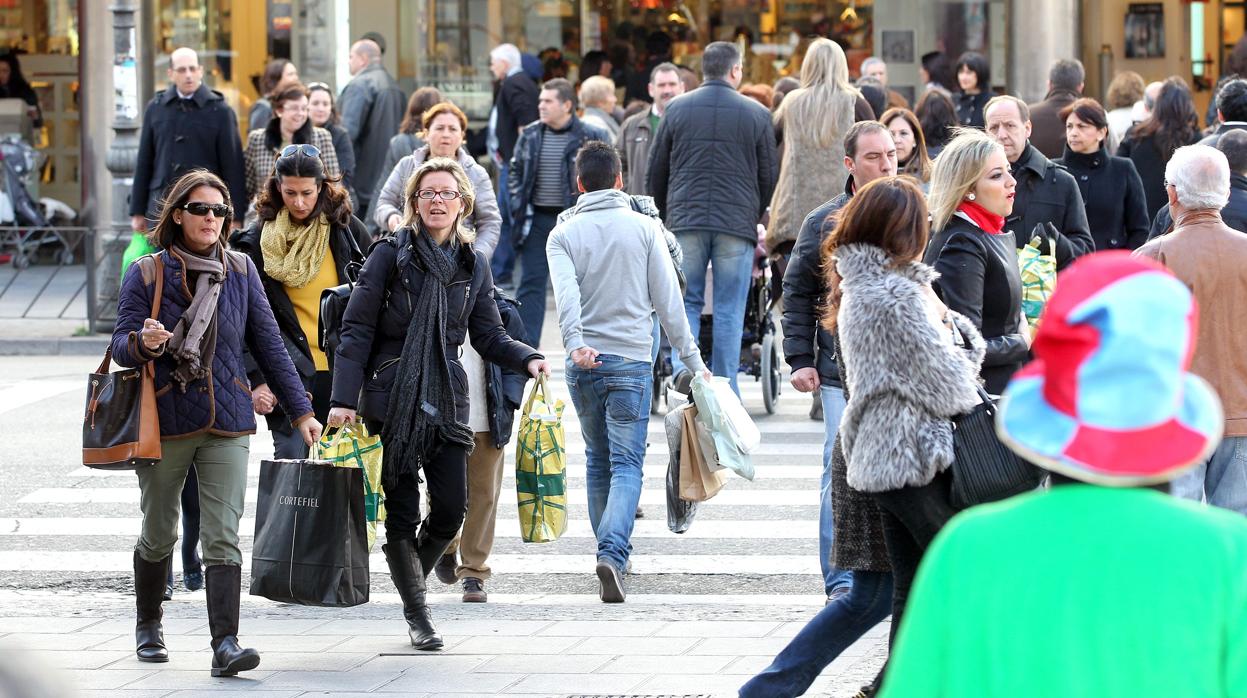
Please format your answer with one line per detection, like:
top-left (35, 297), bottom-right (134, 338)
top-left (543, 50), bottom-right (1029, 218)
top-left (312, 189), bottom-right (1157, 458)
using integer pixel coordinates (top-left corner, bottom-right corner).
top-left (835, 243), bottom-right (985, 493)
top-left (547, 188), bottom-right (704, 372)
top-left (619, 108), bottom-right (656, 195)
top-left (581, 107), bottom-right (620, 144)
top-left (338, 63), bottom-right (406, 205)
top-left (372, 145), bottom-right (502, 258)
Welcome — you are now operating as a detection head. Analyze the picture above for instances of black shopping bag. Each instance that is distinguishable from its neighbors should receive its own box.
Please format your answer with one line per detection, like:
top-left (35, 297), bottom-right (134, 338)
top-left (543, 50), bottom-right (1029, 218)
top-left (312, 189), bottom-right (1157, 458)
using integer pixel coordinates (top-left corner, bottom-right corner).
top-left (250, 459), bottom-right (369, 607)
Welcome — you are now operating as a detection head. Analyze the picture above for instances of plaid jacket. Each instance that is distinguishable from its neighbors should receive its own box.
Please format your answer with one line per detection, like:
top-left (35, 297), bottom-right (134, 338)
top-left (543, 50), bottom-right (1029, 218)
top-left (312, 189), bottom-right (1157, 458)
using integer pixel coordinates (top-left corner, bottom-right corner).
top-left (243, 120), bottom-right (340, 202)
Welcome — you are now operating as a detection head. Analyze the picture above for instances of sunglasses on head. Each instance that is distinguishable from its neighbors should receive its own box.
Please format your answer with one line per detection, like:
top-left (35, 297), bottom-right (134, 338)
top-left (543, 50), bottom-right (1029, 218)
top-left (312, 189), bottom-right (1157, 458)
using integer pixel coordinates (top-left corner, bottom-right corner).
top-left (280, 144), bottom-right (321, 159)
top-left (181, 201), bottom-right (230, 217)
top-left (306, 81), bottom-right (331, 92)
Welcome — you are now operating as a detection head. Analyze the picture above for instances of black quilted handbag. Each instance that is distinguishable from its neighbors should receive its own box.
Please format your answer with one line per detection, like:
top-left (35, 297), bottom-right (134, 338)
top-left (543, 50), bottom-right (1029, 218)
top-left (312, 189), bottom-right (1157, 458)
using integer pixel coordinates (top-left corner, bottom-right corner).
top-left (949, 385), bottom-right (1044, 509)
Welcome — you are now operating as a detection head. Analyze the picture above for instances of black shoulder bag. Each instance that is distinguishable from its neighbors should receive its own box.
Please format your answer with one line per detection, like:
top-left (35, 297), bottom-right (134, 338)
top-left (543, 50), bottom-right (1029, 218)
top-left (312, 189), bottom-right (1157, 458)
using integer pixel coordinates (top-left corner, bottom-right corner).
top-left (318, 229), bottom-right (367, 361)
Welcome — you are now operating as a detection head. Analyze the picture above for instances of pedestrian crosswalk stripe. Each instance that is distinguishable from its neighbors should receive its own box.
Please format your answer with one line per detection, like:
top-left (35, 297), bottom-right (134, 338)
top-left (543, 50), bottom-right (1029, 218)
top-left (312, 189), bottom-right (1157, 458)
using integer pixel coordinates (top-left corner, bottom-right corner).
top-left (18, 487), bottom-right (820, 506)
top-left (0, 518), bottom-right (820, 539)
top-left (0, 380), bottom-right (81, 415)
top-left (0, 551), bottom-right (822, 575)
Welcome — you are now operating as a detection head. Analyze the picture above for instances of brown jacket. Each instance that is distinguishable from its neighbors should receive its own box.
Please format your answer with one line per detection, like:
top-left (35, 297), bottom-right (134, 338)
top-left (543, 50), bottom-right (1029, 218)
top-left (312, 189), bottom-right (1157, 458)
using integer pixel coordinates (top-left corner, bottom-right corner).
top-left (1135, 209), bottom-right (1247, 436)
top-left (1028, 89), bottom-right (1080, 160)
top-left (619, 108), bottom-right (656, 196)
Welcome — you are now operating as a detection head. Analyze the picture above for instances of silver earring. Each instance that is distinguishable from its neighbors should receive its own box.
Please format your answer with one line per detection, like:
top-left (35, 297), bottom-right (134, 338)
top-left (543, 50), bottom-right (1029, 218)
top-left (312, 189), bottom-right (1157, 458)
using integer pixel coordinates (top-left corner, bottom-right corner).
top-left (966, 193), bottom-right (976, 201)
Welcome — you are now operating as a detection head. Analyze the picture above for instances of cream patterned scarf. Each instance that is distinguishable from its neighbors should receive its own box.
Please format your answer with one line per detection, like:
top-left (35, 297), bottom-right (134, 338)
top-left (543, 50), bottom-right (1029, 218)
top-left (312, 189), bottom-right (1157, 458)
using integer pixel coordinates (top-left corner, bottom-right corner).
top-left (259, 209), bottom-right (331, 288)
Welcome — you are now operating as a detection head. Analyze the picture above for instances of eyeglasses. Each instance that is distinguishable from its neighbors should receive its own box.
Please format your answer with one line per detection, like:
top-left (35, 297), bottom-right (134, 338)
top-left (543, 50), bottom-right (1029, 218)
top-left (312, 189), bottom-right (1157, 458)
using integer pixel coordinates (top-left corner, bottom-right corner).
top-left (181, 202), bottom-right (230, 217)
top-left (280, 144), bottom-right (321, 159)
top-left (415, 189), bottom-right (462, 201)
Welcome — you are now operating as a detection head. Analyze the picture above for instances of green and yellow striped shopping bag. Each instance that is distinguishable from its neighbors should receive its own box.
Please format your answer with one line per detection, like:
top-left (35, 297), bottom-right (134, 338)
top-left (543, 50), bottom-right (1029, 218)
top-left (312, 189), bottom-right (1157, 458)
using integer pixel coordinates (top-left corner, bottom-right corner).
top-left (1019, 234), bottom-right (1057, 333)
top-left (515, 375), bottom-right (567, 543)
top-left (316, 422), bottom-right (386, 551)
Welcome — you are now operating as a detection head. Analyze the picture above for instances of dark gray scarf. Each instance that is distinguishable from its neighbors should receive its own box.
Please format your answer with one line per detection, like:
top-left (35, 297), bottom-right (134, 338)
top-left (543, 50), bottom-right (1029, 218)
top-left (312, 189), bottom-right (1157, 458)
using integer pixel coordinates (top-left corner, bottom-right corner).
top-left (382, 226), bottom-right (475, 489)
top-left (167, 243), bottom-right (225, 392)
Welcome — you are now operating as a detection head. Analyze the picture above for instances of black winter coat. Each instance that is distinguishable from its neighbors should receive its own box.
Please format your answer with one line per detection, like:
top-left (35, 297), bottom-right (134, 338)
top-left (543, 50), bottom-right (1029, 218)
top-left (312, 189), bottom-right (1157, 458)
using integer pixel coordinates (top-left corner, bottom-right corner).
top-left (781, 177), bottom-right (852, 388)
top-left (485, 292), bottom-right (529, 448)
top-left (130, 84), bottom-right (247, 220)
top-left (506, 115), bottom-right (610, 244)
top-left (330, 227), bottom-right (541, 425)
top-left (325, 122), bottom-right (358, 209)
top-left (924, 216), bottom-right (1027, 395)
top-left (495, 71), bottom-right (540, 163)
top-left (954, 90), bottom-right (991, 129)
top-left (229, 216), bottom-right (371, 429)
top-left (1009, 143), bottom-right (1094, 268)
top-left (1197, 122), bottom-right (1247, 148)
top-left (1054, 145), bottom-right (1150, 251)
top-left (1148, 172), bottom-right (1247, 239)
top-left (1117, 129), bottom-right (1201, 219)
top-left (647, 79), bottom-right (778, 242)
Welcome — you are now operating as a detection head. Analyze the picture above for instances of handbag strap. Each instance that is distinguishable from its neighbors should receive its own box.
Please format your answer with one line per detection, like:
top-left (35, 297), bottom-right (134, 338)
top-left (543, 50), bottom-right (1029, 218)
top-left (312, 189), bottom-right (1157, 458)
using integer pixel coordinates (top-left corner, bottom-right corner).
top-left (97, 253), bottom-right (165, 374)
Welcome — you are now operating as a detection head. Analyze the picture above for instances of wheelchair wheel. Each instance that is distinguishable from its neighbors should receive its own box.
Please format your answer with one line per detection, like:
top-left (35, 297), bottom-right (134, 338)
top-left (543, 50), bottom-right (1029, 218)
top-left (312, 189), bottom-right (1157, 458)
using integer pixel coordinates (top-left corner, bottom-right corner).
top-left (761, 331), bottom-right (781, 414)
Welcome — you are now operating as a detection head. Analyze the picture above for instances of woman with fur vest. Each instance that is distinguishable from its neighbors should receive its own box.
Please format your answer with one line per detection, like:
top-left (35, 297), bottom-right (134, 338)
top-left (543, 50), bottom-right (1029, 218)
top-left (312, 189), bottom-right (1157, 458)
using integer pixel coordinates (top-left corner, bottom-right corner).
top-left (822, 176), bottom-right (986, 694)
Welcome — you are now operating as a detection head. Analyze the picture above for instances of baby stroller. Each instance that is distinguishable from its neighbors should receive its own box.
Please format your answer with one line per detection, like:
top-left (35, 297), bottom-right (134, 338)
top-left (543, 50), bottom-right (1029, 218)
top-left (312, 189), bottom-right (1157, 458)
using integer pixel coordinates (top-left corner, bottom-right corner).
top-left (0, 136), bottom-right (71, 268)
top-left (652, 250), bottom-right (783, 415)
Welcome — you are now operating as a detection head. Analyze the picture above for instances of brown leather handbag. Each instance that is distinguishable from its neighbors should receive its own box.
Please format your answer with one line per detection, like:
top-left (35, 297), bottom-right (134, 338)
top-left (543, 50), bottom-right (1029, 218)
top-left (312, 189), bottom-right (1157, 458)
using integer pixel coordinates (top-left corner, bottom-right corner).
top-left (82, 256), bottom-right (164, 469)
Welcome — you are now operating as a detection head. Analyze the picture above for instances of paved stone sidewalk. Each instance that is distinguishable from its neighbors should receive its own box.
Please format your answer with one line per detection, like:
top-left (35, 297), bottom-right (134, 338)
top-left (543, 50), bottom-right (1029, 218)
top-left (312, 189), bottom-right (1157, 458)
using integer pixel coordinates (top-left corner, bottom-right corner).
top-left (0, 590), bottom-right (888, 697)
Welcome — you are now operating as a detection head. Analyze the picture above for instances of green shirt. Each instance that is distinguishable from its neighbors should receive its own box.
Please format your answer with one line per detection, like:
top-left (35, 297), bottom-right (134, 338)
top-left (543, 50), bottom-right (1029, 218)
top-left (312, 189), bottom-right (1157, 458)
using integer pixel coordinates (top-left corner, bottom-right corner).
top-left (880, 485), bottom-right (1247, 698)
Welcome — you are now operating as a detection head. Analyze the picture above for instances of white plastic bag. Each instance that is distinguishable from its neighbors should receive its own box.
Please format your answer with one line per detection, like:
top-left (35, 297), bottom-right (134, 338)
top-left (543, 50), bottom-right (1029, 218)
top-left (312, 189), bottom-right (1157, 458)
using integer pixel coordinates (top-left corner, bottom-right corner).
top-left (690, 375), bottom-right (757, 480)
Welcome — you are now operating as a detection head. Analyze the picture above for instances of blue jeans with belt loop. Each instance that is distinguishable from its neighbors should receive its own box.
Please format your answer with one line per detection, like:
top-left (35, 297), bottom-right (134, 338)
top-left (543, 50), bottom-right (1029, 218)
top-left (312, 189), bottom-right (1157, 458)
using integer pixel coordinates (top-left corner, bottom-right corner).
top-left (564, 355), bottom-right (652, 571)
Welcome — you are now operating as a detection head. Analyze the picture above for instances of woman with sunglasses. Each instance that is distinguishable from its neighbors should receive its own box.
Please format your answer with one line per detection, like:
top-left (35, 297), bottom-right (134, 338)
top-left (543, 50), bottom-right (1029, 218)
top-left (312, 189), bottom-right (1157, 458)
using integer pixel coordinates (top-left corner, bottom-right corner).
top-left (327, 158), bottom-right (550, 650)
top-left (373, 102), bottom-right (500, 255)
top-left (111, 169), bottom-right (321, 675)
top-left (308, 82), bottom-right (357, 208)
top-left (243, 81), bottom-right (339, 221)
top-left (229, 145), bottom-right (370, 458)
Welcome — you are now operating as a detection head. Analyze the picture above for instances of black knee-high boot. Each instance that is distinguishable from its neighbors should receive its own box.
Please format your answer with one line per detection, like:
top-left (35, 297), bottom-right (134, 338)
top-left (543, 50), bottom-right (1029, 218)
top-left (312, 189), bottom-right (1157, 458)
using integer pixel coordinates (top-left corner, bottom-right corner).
top-left (383, 538), bottom-right (443, 650)
top-left (205, 565), bottom-right (261, 676)
top-left (134, 551), bottom-right (169, 662)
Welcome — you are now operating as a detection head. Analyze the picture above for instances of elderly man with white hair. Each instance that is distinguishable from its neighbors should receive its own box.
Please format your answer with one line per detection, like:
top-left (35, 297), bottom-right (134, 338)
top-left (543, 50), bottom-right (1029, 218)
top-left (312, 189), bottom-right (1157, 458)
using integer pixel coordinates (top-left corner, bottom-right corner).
top-left (488, 42), bottom-right (540, 286)
top-left (859, 56), bottom-right (908, 109)
top-left (339, 38), bottom-right (405, 215)
top-left (1135, 144), bottom-right (1247, 515)
top-left (578, 76), bottom-right (620, 144)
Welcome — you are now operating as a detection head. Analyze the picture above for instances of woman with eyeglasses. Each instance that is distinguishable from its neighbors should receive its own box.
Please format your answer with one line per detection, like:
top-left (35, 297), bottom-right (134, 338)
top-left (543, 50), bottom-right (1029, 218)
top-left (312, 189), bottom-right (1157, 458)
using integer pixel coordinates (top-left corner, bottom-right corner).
top-left (373, 102), bottom-right (501, 255)
top-left (228, 145), bottom-right (370, 458)
top-left (111, 169), bottom-right (321, 675)
top-left (243, 81), bottom-right (340, 221)
top-left (327, 158), bottom-right (550, 650)
top-left (308, 82), bottom-right (358, 209)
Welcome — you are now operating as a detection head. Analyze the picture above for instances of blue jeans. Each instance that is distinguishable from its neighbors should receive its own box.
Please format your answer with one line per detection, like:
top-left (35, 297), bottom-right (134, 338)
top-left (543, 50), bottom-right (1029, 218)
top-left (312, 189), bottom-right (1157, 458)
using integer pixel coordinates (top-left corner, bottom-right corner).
top-left (1172, 435), bottom-right (1247, 514)
top-left (516, 208), bottom-right (559, 348)
top-left (819, 386), bottom-right (853, 596)
top-left (671, 231), bottom-right (755, 394)
top-left (738, 570), bottom-right (893, 697)
top-left (565, 355), bottom-right (652, 570)
top-left (489, 163), bottom-right (517, 286)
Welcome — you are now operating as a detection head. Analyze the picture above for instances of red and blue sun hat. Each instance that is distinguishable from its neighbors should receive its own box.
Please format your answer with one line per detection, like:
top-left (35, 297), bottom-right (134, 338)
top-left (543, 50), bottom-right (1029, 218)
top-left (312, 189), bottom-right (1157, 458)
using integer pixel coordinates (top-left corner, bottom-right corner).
top-left (996, 251), bottom-right (1223, 486)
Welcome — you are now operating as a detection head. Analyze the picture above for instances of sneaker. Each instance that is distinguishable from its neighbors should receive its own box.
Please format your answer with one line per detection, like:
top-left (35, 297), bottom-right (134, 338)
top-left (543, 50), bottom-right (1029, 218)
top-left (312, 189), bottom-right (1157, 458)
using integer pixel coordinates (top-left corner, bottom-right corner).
top-left (595, 558), bottom-right (626, 603)
top-left (461, 577), bottom-right (487, 603)
top-left (434, 552), bottom-right (458, 585)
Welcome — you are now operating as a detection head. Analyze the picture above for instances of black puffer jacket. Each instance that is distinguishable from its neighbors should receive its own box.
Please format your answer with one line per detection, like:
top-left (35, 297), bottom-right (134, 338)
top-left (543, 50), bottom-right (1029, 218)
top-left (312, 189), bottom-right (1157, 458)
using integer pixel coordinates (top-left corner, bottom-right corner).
top-left (229, 215), bottom-right (371, 429)
top-left (924, 215), bottom-right (1028, 395)
top-left (1009, 143), bottom-right (1094, 269)
top-left (330, 227), bottom-right (541, 424)
top-left (1054, 145), bottom-right (1150, 251)
top-left (781, 177), bottom-right (852, 388)
top-left (1149, 172), bottom-right (1247, 239)
top-left (954, 90), bottom-right (991, 129)
top-left (647, 79), bottom-right (778, 242)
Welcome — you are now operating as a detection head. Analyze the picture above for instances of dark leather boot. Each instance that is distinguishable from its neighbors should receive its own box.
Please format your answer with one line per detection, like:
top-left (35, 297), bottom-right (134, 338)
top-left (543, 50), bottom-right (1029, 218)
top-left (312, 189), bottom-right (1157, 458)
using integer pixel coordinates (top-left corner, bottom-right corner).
top-left (383, 538), bottom-right (443, 650)
top-left (134, 551), bottom-right (169, 663)
top-left (415, 528), bottom-right (455, 582)
top-left (205, 565), bottom-right (261, 677)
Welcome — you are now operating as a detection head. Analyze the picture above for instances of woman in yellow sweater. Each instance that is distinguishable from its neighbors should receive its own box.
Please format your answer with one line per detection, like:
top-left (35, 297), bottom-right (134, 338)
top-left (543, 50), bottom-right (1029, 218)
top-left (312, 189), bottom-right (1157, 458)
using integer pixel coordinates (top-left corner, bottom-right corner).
top-left (229, 144), bottom-right (370, 457)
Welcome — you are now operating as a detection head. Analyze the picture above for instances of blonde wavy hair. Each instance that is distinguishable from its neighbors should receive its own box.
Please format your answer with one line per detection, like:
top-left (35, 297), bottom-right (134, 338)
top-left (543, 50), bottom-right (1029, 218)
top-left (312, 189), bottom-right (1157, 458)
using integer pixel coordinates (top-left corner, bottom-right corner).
top-left (928, 128), bottom-right (1006, 231)
top-left (402, 156), bottom-right (476, 244)
top-left (777, 38), bottom-right (859, 148)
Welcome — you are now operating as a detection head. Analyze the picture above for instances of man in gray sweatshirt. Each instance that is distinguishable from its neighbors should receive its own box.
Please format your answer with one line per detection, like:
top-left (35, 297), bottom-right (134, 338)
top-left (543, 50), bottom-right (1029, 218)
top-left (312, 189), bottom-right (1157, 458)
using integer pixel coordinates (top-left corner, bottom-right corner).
top-left (547, 141), bottom-right (706, 603)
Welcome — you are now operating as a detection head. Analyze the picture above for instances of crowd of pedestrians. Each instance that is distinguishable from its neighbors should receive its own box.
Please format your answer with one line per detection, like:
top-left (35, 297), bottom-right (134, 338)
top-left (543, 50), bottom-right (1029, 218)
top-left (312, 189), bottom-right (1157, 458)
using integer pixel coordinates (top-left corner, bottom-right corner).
top-left (110, 31), bottom-right (1247, 696)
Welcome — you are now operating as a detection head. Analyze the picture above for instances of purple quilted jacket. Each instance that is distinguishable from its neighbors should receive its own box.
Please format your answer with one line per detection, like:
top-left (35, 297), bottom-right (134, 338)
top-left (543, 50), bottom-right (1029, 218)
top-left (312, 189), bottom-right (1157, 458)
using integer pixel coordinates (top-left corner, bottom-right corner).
top-left (111, 249), bottom-right (313, 439)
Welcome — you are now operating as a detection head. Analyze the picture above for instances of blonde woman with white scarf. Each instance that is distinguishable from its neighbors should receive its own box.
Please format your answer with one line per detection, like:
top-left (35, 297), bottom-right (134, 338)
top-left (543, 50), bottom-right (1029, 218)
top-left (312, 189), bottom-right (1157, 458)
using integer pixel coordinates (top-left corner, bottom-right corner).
top-left (229, 144), bottom-right (371, 458)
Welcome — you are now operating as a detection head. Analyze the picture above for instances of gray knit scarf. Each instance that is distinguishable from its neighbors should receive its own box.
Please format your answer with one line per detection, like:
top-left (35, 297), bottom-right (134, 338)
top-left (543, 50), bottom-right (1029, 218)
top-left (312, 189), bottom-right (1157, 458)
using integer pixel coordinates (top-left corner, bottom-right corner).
top-left (167, 243), bottom-right (225, 392)
top-left (382, 226), bottom-right (475, 489)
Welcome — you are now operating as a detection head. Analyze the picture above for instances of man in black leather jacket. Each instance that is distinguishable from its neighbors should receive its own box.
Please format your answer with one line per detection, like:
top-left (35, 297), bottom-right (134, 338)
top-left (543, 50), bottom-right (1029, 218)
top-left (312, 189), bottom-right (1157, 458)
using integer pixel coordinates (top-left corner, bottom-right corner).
top-left (985, 95), bottom-right (1094, 267)
top-left (782, 120), bottom-right (897, 603)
